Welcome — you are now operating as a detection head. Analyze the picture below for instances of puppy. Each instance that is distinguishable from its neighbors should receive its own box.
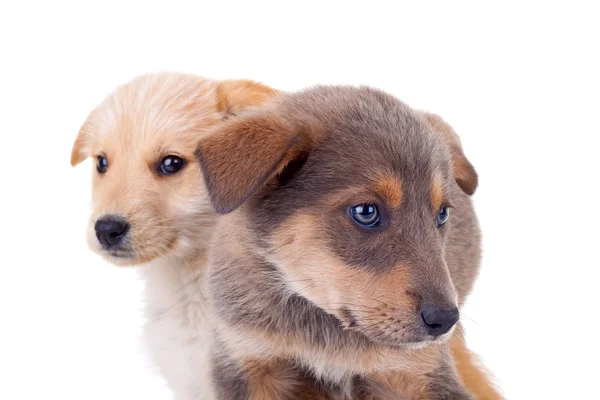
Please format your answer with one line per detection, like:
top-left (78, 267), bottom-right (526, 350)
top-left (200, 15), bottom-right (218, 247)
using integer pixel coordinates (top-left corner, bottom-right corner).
top-left (196, 85), bottom-right (503, 399)
top-left (70, 72), bottom-right (277, 399)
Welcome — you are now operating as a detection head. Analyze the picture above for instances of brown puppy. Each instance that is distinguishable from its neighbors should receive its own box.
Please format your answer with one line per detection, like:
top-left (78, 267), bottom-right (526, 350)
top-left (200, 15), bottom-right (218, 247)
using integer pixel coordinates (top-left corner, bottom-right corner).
top-left (197, 85), bottom-right (502, 399)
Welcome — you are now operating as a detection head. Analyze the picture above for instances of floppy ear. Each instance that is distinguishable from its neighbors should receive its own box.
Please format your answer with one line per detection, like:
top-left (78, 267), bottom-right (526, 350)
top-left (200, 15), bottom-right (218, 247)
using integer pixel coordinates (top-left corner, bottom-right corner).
top-left (422, 112), bottom-right (478, 195)
top-left (215, 79), bottom-right (278, 118)
top-left (196, 110), bottom-right (311, 214)
top-left (70, 116), bottom-right (93, 167)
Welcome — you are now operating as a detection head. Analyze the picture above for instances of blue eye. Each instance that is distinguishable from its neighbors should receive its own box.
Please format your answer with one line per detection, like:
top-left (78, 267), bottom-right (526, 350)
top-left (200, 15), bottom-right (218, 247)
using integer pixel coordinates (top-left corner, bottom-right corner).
top-left (436, 206), bottom-right (450, 227)
top-left (350, 204), bottom-right (380, 228)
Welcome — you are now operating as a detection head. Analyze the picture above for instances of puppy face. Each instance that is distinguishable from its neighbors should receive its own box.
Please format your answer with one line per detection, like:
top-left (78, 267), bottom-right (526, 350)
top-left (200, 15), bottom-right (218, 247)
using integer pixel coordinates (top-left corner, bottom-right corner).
top-left (197, 86), bottom-right (478, 347)
top-left (71, 73), bottom-right (277, 265)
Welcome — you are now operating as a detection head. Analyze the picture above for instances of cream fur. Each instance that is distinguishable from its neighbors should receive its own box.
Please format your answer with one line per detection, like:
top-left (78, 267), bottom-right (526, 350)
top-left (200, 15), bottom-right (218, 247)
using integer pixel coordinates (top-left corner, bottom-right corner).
top-left (138, 252), bottom-right (215, 400)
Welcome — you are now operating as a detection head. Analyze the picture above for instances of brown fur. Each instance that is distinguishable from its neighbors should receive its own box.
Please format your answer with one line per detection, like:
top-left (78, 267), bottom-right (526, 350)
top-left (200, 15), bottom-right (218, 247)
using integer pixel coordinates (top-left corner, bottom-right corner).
top-left (450, 328), bottom-right (504, 399)
top-left (422, 112), bottom-right (478, 196)
top-left (196, 111), bottom-right (299, 214)
top-left (241, 359), bottom-right (304, 400)
top-left (375, 172), bottom-right (404, 208)
top-left (354, 356), bottom-right (474, 400)
top-left (216, 79), bottom-right (278, 116)
top-left (196, 109), bottom-right (322, 214)
top-left (199, 85), bottom-right (501, 399)
top-left (431, 173), bottom-right (445, 212)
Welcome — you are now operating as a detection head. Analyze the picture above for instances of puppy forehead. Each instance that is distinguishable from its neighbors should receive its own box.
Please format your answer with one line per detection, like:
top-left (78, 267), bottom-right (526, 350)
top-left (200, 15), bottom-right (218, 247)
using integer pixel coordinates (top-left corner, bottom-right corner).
top-left (287, 86), bottom-right (452, 180)
top-left (301, 128), bottom-right (449, 205)
top-left (85, 74), bottom-right (220, 151)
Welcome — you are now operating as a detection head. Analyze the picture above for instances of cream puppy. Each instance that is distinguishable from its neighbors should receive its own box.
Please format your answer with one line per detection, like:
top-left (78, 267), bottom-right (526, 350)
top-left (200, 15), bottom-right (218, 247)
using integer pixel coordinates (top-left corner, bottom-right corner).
top-left (70, 72), bottom-right (277, 399)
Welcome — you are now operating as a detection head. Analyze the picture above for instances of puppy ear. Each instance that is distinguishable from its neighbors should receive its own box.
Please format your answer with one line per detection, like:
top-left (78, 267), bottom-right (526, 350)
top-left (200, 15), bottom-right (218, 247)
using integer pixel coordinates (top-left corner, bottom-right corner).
top-left (422, 112), bottom-right (478, 195)
top-left (215, 79), bottom-right (278, 118)
top-left (196, 110), bottom-right (311, 214)
top-left (70, 116), bottom-right (93, 167)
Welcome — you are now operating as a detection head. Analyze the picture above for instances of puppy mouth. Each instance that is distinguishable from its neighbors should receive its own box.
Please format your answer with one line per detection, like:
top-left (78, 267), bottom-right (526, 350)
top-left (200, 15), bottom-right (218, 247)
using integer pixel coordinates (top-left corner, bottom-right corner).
top-left (105, 249), bottom-right (135, 258)
top-left (96, 238), bottom-right (180, 265)
top-left (338, 307), bottom-right (443, 348)
top-left (98, 247), bottom-right (139, 264)
top-left (89, 239), bottom-right (138, 263)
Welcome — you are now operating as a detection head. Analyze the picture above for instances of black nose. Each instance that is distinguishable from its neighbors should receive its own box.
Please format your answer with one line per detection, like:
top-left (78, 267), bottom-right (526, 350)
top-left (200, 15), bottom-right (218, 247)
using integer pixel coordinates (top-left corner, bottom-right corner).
top-left (95, 217), bottom-right (129, 249)
top-left (421, 305), bottom-right (459, 336)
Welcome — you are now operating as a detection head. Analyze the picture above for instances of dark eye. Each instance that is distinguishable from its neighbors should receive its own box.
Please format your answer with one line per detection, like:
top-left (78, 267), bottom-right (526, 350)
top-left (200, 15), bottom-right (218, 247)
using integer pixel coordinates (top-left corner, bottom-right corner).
top-left (436, 206), bottom-right (450, 227)
top-left (159, 155), bottom-right (185, 175)
top-left (97, 156), bottom-right (108, 173)
top-left (350, 204), bottom-right (380, 228)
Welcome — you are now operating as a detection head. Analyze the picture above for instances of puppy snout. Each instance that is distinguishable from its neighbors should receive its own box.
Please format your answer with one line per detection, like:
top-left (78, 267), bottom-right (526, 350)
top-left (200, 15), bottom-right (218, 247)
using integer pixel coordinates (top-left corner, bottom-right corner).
top-left (420, 305), bottom-right (459, 336)
top-left (95, 216), bottom-right (130, 249)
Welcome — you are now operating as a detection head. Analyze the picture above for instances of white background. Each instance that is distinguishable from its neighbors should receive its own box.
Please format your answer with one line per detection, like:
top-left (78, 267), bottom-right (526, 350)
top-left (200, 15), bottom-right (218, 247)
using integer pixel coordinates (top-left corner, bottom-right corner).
top-left (1, 1), bottom-right (599, 399)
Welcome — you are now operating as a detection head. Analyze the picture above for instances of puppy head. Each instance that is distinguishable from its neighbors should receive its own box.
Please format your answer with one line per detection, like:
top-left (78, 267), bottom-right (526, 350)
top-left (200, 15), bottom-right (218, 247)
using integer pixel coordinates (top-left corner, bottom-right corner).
top-left (198, 86), bottom-right (479, 347)
top-left (71, 72), bottom-right (277, 266)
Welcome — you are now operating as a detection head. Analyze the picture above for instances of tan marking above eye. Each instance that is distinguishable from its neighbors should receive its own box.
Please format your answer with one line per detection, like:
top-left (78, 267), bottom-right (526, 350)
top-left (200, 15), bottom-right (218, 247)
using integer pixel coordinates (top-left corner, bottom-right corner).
top-left (323, 187), bottom-right (378, 210)
top-left (374, 172), bottom-right (403, 208)
top-left (431, 173), bottom-right (445, 211)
